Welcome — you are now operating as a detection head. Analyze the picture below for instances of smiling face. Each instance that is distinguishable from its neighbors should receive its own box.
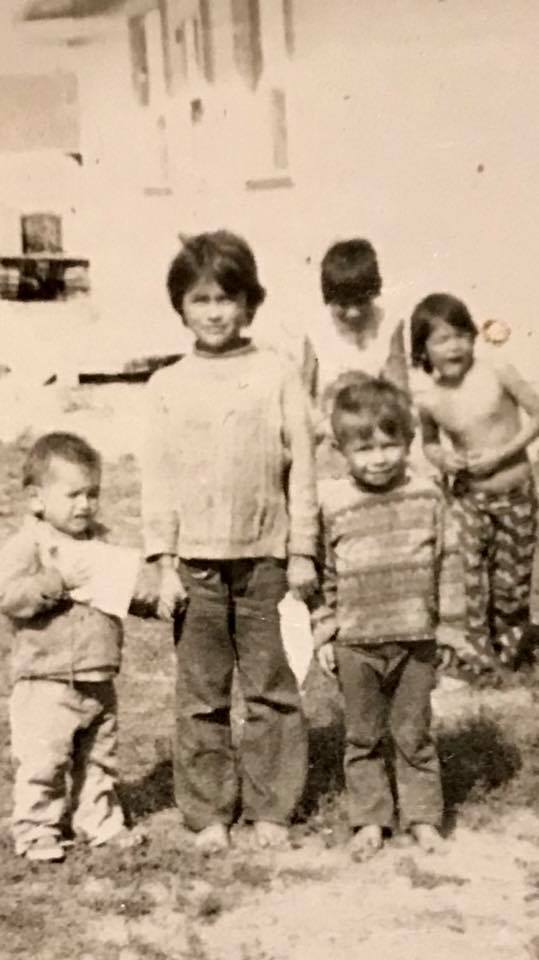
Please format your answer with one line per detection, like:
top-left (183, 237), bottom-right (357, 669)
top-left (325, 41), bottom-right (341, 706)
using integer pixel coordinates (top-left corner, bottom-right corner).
top-left (340, 421), bottom-right (408, 490)
top-left (181, 277), bottom-right (250, 353)
top-left (424, 318), bottom-right (475, 383)
top-left (34, 457), bottom-right (100, 537)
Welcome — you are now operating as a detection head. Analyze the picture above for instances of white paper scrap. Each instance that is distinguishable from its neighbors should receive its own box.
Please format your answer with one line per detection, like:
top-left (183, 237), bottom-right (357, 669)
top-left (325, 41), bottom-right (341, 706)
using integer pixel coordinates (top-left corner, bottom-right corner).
top-left (67, 541), bottom-right (141, 619)
top-left (278, 591), bottom-right (314, 689)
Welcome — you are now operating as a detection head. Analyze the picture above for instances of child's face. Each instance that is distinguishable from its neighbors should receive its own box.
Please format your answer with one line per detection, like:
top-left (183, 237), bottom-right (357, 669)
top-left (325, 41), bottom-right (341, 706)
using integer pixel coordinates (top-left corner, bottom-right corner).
top-left (329, 299), bottom-right (374, 334)
top-left (182, 277), bottom-right (249, 353)
top-left (341, 425), bottom-right (408, 490)
top-left (34, 457), bottom-right (100, 537)
top-left (425, 318), bottom-right (474, 382)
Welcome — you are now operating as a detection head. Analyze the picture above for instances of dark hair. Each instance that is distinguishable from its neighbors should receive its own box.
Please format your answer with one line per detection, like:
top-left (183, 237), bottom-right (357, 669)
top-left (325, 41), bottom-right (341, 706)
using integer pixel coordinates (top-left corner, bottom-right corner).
top-left (410, 293), bottom-right (477, 373)
top-left (321, 239), bottom-right (382, 305)
top-left (331, 374), bottom-right (414, 447)
top-left (167, 230), bottom-right (266, 322)
top-left (23, 432), bottom-right (101, 488)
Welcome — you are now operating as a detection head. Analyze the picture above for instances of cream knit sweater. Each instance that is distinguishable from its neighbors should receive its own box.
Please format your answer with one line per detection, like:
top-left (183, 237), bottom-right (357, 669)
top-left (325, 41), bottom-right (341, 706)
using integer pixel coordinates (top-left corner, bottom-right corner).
top-left (142, 342), bottom-right (318, 561)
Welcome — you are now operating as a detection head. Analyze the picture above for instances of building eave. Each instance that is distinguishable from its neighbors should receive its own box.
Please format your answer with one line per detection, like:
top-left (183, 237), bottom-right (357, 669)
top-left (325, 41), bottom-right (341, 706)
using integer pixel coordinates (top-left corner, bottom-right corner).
top-left (18, 0), bottom-right (126, 21)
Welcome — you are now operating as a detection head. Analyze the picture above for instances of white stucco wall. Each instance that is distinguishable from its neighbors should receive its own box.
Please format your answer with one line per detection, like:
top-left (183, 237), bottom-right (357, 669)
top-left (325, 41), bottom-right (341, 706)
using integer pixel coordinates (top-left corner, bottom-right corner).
top-left (241, 0), bottom-right (539, 375)
top-left (1, 1), bottom-right (538, 377)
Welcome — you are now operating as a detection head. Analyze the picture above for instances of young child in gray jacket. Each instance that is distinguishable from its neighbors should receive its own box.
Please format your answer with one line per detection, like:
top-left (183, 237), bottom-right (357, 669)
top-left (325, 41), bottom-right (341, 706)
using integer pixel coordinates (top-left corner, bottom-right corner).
top-left (0, 432), bottom-right (142, 862)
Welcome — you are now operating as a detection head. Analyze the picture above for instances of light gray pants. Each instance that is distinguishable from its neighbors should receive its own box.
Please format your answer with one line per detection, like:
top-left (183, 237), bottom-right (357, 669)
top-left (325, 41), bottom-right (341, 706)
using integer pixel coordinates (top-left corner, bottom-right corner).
top-left (10, 679), bottom-right (124, 854)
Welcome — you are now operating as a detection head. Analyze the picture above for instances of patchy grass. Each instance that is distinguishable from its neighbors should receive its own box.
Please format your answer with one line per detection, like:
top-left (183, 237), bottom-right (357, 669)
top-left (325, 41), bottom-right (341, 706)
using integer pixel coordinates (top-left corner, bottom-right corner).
top-left (0, 431), bottom-right (539, 958)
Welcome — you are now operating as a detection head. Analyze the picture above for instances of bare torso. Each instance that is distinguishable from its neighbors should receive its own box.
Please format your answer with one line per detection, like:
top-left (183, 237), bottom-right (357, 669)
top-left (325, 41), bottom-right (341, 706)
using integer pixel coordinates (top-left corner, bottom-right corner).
top-left (423, 360), bottom-right (531, 493)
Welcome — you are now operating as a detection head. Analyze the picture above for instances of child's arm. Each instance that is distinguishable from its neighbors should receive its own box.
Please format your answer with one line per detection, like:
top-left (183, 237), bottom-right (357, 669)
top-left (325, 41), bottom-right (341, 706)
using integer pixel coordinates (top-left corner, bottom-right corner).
top-left (281, 365), bottom-right (319, 599)
top-left (433, 494), bottom-right (445, 624)
top-left (383, 319), bottom-right (409, 393)
top-left (155, 554), bottom-right (188, 620)
top-left (0, 532), bottom-right (65, 619)
top-left (300, 336), bottom-right (330, 444)
top-left (141, 372), bottom-right (188, 617)
top-left (311, 517), bottom-right (338, 677)
top-left (419, 405), bottom-right (467, 475)
top-left (466, 364), bottom-right (539, 476)
top-left (141, 372), bottom-right (181, 563)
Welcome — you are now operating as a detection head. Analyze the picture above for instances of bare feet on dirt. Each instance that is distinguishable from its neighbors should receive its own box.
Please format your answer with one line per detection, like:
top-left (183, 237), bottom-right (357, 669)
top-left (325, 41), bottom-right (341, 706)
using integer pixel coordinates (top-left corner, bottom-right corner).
top-left (253, 821), bottom-right (289, 849)
top-left (410, 823), bottom-right (444, 853)
top-left (92, 827), bottom-right (148, 850)
top-left (195, 823), bottom-right (230, 856)
top-left (349, 824), bottom-right (383, 862)
top-left (25, 835), bottom-right (66, 863)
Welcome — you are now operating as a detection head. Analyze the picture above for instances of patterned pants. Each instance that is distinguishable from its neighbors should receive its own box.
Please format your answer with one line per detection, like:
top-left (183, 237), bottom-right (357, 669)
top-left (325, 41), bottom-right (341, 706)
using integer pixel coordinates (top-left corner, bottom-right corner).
top-left (453, 482), bottom-right (538, 670)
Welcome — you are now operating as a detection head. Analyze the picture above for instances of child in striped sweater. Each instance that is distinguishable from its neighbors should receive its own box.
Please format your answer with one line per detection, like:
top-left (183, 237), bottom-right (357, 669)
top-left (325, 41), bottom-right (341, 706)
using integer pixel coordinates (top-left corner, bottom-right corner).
top-left (313, 376), bottom-right (444, 860)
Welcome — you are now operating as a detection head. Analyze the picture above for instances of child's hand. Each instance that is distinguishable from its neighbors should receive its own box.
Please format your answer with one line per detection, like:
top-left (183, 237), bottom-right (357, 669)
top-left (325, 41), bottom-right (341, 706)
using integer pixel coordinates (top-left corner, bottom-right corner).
top-left (466, 448), bottom-right (503, 477)
top-left (316, 641), bottom-right (337, 678)
top-left (39, 567), bottom-right (67, 609)
top-left (157, 567), bottom-right (188, 620)
top-left (441, 450), bottom-right (467, 473)
top-left (287, 555), bottom-right (317, 602)
top-left (60, 557), bottom-right (94, 592)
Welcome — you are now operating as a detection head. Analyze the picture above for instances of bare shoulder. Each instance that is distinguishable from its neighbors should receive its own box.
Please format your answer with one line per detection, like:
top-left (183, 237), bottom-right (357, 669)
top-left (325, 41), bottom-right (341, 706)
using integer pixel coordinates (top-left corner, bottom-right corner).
top-left (492, 359), bottom-right (539, 411)
top-left (492, 359), bottom-right (534, 388)
top-left (466, 358), bottom-right (531, 403)
top-left (471, 357), bottom-right (502, 382)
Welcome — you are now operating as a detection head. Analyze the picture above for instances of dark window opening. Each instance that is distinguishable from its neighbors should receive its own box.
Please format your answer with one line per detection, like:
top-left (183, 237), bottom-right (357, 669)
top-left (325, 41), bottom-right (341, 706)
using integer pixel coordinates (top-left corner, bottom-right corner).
top-left (191, 98), bottom-right (204, 124)
top-left (0, 213), bottom-right (90, 302)
top-left (158, 0), bottom-right (173, 92)
top-left (172, 23), bottom-right (188, 90)
top-left (128, 15), bottom-right (150, 107)
top-left (271, 88), bottom-right (288, 169)
top-left (283, 0), bottom-right (295, 56)
top-left (0, 257), bottom-right (91, 302)
top-left (231, 0), bottom-right (263, 90)
top-left (198, 0), bottom-right (215, 82)
top-left (22, 213), bottom-right (62, 255)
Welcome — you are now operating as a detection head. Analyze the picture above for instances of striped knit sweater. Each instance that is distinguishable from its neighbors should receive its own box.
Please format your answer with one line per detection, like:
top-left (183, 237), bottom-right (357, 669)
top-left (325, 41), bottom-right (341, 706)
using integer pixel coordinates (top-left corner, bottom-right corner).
top-left (312, 472), bottom-right (443, 648)
top-left (142, 342), bottom-right (318, 561)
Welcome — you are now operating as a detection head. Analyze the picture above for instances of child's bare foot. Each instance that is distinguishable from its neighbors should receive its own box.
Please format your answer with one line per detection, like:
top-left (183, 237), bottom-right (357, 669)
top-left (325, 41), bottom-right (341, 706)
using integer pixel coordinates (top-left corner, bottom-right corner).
top-left (349, 825), bottom-right (383, 862)
top-left (90, 826), bottom-right (147, 849)
top-left (195, 823), bottom-right (230, 856)
top-left (253, 821), bottom-right (289, 849)
top-left (25, 835), bottom-right (65, 863)
top-left (411, 823), bottom-right (444, 853)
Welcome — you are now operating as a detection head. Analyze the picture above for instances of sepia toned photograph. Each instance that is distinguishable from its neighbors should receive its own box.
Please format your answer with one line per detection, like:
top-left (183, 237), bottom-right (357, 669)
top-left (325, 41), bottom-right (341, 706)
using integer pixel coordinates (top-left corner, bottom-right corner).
top-left (0, 1), bottom-right (538, 957)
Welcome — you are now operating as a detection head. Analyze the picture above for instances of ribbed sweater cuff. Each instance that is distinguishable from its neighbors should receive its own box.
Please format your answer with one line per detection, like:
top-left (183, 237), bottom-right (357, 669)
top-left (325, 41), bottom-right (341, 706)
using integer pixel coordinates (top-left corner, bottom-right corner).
top-left (143, 536), bottom-right (177, 561)
top-left (288, 535), bottom-right (317, 558)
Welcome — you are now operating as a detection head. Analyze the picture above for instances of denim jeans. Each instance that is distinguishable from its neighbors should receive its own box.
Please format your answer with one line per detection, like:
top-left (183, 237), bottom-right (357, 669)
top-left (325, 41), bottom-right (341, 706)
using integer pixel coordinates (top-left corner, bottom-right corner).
top-left (173, 558), bottom-right (308, 831)
top-left (336, 641), bottom-right (443, 830)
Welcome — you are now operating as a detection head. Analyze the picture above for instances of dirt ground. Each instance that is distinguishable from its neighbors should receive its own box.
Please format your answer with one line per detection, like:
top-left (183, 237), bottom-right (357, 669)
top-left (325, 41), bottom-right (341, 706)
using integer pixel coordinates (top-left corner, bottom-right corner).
top-left (1, 388), bottom-right (539, 960)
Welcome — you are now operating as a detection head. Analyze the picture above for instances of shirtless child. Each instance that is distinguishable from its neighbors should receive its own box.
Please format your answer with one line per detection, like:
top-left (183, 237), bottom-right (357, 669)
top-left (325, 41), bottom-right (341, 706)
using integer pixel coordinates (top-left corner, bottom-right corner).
top-left (411, 293), bottom-right (539, 676)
